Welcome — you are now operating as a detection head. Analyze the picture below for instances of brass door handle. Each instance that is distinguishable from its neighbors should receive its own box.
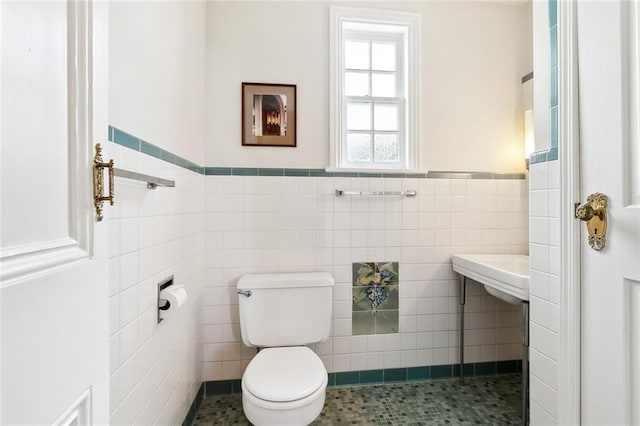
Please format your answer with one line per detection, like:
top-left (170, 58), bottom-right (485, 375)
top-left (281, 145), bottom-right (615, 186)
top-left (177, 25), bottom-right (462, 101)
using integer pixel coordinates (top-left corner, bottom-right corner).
top-left (575, 193), bottom-right (608, 250)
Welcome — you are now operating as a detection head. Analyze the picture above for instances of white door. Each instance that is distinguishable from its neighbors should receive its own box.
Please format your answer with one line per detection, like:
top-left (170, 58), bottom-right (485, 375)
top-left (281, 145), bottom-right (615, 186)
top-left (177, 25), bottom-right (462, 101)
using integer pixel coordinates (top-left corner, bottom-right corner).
top-left (577, 0), bottom-right (640, 424)
top-left (1, 1), bottom-right (110, 424)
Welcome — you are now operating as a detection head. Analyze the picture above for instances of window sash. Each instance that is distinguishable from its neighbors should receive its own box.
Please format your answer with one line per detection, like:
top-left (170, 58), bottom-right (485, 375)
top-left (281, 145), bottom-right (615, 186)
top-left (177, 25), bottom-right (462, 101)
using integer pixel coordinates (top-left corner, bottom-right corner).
top-left (341, 30), bottom-right (406, 169)
top-left (329, 6), bottom-right (421, 171)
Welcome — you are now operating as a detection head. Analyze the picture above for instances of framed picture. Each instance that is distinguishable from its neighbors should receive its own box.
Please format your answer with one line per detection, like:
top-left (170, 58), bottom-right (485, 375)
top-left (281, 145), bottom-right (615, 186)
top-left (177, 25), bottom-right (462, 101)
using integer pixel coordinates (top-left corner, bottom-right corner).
top-left (242, 82), bottom-right (296, 147)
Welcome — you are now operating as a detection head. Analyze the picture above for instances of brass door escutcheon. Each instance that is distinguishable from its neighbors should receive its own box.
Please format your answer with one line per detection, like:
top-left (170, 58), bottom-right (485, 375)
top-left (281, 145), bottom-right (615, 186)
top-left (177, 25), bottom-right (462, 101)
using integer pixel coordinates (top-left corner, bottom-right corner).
top-left (93, 143), bottom-right (114, 222)
top-left (575, 192), bottom-right (608, 251)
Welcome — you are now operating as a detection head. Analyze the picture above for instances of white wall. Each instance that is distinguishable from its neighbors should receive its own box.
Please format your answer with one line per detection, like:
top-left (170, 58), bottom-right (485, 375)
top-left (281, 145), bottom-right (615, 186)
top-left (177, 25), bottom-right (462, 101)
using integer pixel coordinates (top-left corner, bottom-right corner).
top-left (108, 2), bottom-right (205, 424)
top-left (110, 1), bottom-right (205, 165)
top-left (205, 1), bottom-right (531, 173)
top-left (202, 174), bottom-right (529, 380)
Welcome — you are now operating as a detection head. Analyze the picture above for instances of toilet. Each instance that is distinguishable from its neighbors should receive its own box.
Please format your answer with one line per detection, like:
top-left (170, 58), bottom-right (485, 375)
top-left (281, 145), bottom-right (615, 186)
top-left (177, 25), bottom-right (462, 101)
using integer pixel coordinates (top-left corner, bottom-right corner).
top-left (237, 272), bottom-right (334, 426)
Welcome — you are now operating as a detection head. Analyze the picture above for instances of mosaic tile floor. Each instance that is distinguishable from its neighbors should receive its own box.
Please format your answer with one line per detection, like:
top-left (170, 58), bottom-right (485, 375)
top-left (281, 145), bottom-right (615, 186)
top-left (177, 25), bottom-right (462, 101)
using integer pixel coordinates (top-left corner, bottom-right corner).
top-left (192, 374), bottom-right (522, 425)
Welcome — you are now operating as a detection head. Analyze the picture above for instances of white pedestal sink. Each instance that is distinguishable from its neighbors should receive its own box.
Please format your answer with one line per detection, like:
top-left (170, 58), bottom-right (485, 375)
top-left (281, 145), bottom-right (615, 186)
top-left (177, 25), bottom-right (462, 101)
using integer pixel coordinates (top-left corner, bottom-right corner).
top-left (451, 253), bottom-right (530, 426)
top-left (451, 254), bottom-right (529, 303)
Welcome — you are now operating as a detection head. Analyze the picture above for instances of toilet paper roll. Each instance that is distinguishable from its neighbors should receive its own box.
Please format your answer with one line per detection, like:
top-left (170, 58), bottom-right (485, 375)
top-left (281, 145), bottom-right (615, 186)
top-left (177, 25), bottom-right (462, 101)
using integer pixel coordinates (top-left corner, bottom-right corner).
top-left (159, 285), bottom-right (188, 320)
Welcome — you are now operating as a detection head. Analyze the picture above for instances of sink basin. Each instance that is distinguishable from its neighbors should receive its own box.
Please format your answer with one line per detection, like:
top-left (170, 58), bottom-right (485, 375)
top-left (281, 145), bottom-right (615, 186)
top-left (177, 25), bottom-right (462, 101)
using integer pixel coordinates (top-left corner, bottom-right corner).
top-left (451, 254), bottom-right (529, 304)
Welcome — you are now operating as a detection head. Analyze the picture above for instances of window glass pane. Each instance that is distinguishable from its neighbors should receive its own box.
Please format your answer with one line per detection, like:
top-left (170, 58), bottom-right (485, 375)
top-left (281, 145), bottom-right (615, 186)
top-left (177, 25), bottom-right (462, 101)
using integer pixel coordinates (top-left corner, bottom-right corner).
top-left (347, 133), bottom-right (371, 162)
top-left (374, 134), bottom-right (399, 162)
top-left (372, 42), bottom-right (396, 71)
top-left (371, 73), bottom-right (396, 97)
top-left (347, 102), bottom-right (372, 130)
top-left (374, 103), bottom-right (398, 131)
top-left (345, 40), bottom-right (370, 70)
top-left (345, 72), bottom-right (370, 96)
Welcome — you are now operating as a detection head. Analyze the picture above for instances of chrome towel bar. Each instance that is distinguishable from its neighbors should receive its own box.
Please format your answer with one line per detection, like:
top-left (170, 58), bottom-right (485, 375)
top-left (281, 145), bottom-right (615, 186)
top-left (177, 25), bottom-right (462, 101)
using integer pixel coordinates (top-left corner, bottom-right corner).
top-left (335, 189), bottom-right (417, 197)
top-left (113, 167), bottom-right (175, 189)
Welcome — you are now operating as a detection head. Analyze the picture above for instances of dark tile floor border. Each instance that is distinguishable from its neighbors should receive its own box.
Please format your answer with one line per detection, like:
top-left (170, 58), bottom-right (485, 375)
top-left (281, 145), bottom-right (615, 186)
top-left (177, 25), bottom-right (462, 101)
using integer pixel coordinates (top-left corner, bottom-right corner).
top-left (200, 360), bottom-right (521, 397)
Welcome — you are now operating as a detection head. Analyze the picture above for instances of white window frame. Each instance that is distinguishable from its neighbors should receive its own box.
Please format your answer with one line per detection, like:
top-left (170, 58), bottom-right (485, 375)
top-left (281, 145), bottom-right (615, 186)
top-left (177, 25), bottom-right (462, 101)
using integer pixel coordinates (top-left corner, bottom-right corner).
top-left (329, 6), bottom-right (421, 172)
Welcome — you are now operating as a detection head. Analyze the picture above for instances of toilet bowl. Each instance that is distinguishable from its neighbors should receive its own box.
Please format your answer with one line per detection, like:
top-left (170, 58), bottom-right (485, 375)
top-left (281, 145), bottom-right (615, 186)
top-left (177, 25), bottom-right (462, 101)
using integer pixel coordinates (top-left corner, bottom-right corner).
top-left (241, 347), bottom-right (327, 426)
top-left (237, 272), bottom-right (334, 425)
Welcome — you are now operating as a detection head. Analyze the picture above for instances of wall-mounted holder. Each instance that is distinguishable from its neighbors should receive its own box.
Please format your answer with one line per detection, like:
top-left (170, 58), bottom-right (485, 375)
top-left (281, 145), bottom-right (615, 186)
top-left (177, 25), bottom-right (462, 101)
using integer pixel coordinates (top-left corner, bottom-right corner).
top-left (157, 275), bottom-right (174, 324)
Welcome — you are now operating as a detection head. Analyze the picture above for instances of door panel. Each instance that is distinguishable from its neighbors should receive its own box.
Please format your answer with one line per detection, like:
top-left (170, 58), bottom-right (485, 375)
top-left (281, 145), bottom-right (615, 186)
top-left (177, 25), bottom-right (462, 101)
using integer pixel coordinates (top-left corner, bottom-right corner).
top-left (578, 0), bottom-right (640, 424)
top-left (0, 1), bottom-right (109, 424)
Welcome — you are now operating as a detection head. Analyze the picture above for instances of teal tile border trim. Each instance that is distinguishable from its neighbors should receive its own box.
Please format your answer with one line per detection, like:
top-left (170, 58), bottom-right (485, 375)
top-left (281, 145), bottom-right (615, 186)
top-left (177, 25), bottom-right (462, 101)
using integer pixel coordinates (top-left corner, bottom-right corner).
top-left (530, 0), bottom-right (560, 166)
top-left (109, 126), bottom-right (205, 175)
top-left (182, 383), bottom-right (204, 426)
top-left (529, 147), bottom-right (558, 165)
top-left (200, 360), bottom-right (522, 396)
top-left (203, 168), bottom-right (526, 180)
top-left (110, 126), bottom-right (526, 180)
top-left (521, 71), bottom-right (534, 84)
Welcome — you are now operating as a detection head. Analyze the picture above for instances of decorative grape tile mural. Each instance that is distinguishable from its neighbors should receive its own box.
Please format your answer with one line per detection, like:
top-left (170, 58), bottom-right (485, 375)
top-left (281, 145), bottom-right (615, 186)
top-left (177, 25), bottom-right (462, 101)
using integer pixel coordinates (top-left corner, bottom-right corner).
top-left (352, 262), bottom-right (399, 335)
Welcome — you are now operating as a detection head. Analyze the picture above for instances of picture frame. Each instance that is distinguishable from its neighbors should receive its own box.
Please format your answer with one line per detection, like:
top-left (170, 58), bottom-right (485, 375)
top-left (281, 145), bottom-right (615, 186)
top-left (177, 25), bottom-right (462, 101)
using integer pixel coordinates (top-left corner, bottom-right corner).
top-left (242, 82), bottom-right (297, 147)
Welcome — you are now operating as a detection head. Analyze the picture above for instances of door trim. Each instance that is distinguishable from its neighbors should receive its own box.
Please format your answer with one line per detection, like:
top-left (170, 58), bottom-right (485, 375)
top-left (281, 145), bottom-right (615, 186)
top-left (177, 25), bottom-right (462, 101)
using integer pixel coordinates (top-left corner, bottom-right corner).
top-left (558, 0), bottom-right (581, 423)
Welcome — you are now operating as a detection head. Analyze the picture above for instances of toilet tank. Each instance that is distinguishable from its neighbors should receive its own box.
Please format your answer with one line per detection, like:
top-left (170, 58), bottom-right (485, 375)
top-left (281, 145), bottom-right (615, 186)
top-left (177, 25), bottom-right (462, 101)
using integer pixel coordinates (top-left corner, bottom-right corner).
top-left (237, 272), bottom-right (334, 347)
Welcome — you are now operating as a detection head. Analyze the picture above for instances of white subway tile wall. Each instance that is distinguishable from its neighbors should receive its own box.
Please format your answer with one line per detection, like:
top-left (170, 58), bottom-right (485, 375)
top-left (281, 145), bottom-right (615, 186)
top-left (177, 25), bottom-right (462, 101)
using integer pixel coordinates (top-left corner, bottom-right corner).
top-left (108, 143), bottom-right (204, 426)
top-left (202, 175), bottom-right (529, 380)
top-left (529, 160), bottom-right (560, 424)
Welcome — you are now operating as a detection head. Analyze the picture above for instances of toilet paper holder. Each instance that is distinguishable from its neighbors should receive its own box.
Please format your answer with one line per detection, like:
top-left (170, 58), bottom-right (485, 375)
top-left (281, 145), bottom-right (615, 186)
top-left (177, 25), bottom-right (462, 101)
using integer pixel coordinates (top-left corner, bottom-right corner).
top-left (157, 275), bottom-right (174, 323)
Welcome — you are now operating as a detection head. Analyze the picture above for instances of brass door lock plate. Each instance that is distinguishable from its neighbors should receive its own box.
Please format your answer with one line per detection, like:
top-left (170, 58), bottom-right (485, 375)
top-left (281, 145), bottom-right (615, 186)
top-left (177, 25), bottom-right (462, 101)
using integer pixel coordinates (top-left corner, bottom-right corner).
top-left (575, 192), bottom-right (608, 250)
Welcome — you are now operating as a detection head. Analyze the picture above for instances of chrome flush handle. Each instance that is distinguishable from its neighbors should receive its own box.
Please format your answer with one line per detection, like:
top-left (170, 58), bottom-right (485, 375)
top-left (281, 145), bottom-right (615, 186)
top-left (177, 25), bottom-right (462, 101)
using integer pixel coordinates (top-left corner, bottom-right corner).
top-left (237, 290), bottom-right (252, 297)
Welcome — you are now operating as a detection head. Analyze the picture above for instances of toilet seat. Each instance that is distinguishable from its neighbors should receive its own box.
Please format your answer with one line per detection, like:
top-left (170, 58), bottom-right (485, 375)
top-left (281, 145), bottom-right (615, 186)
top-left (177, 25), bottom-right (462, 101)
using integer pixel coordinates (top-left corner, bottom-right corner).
top-left (243, 346), bottom-right (327, 402)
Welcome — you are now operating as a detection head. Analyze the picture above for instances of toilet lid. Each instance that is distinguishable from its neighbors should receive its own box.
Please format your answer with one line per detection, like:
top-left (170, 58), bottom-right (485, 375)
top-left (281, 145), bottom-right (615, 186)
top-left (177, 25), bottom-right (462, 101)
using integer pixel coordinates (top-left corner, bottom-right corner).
top-left (243, 346), bottom-right (327, 402)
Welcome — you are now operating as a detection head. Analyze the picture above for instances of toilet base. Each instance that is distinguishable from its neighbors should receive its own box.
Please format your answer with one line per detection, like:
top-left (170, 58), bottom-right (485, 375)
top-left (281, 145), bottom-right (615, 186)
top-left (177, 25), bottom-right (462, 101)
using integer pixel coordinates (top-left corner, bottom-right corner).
top-left (241, 377), bottom-right (327, 426)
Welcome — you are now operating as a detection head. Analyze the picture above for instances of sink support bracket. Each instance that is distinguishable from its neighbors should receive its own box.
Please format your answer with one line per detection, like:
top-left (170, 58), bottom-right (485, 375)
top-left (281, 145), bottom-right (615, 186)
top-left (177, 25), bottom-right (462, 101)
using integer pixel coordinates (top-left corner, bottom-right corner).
top-left (459, 275), bottom-right (467, 385)
top-left (457, 274), bottom-right (530, 426)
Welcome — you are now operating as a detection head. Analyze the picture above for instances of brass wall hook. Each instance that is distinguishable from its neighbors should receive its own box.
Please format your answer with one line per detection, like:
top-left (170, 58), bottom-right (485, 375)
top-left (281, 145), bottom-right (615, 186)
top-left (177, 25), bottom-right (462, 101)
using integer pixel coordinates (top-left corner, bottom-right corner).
top-left (93, 143), bottom-right (114, 221)
top-left (575, 192), bottom-right (608, 251)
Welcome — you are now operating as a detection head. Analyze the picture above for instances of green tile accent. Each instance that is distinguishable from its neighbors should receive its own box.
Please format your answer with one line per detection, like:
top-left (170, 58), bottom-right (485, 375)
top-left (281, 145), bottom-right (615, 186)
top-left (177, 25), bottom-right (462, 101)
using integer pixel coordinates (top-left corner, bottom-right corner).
top-left (408, 366), bottom-right (430, 381)
top-left (284, 168), bottom-right (310, 177)
top-left (327, 372), bottom-right (336, 387)
top-left (551, 106), bottom-right (558, 147)
top-left (384, 368), bottom-right (407, 383)
top-left (453, 363), bottom-right (475, 378)
top-left (357, 172), bottom-right (384, 178)
top-left (497, 360), bottom-right (519, 374)
top-left (551, 66), bottom-right (558, 108)
top-left (231, 379), bottom-right (242, 393)
top-left (309, 169), bottom-right (334, 177)
top-left (548, 146), bottom-right (558, 161)
top-left (175, 156), bottom-right (191, 170)
top-left (205, 167), bottom-right (232, 175)
top-left (258, 168), bottom-right (284, 176)
top-left (430, 365), bottom-right (453, 380)
top-left (112, 127), bottom-right (140, 151)
top-left (521, 71), bottom-right (534, 83)
top-left (549, 0), bottom-right (557, 28)
top-left (382, 173), bottom-right (405, 178)
top-left (232, 167), bottom-right (258, 176)
top-left (360, 369), bottom-right (384, 384)
top-left (332, 171), bottom-right (359, 178)
top-left (140, 140), bottom-right (161, 159)
top-left (205, 380), bottom-right (233, 395)
top-left (405, 173), bottom-right (427, 178)
top-left (160, 149), bottom-right (176, 164)
top-left (335, 371), bottom-right (359, 386)
top-left (475, 361), bottom-right (497, 376)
